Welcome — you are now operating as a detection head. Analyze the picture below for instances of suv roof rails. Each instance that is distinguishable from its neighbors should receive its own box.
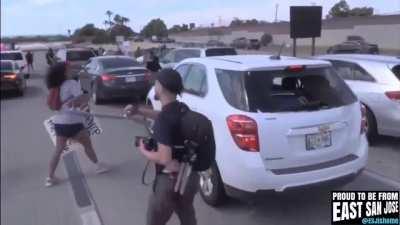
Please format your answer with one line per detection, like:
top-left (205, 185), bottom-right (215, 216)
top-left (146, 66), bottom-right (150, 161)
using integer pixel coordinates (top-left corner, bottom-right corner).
top-left (212, 58), bottom-right (242, 64)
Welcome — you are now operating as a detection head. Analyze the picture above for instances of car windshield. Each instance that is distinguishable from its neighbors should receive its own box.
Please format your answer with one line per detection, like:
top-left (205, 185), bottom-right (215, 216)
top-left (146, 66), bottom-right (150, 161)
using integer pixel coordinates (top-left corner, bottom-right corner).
top-left (216, 67), bottom-right (357, 113)
top-left (0, 52), bottom-right (23, 60)
top-left (100, 58), bottom-right (140, 69)
top-left (205, 48), bottom-right (237, 57)
top-left (66, 50), bottom-right (95, 61)
top-left (0, 61), bottom-right (13, 71)
top-left (392, 64), bottom-right (400, 81)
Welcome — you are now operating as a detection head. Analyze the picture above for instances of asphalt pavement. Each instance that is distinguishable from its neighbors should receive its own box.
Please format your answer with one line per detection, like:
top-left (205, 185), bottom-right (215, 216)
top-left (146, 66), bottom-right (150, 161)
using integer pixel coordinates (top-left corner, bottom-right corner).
top-left (1, 50), bottom-right (399, 225)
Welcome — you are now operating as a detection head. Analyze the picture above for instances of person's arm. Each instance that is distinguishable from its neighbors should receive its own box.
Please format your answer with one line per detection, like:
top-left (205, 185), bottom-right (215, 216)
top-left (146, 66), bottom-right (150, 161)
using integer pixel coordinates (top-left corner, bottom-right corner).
top-left (138, 106), bottom-right (160, 120)
top-left (123, 104), bottom-right (160, 120)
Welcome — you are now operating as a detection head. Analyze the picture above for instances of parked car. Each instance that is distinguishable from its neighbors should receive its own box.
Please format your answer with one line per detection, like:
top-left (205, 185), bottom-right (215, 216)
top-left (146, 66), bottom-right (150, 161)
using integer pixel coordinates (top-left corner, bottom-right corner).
top-left (147, 55), bottom-right (368, 206)
top-left (327, 36), bottom-right (379, 54)
top-left (230, 37), bottom-right (248, 49)
top-left (160, 47), bottom-right (237, 69)
top-left (78, 56), bottom-right (149, 104)
top-left (0, 50), bottom-right (29, 76)
top-left (1, 60), bottom-right (29, 96)
top-left (55, 48), bottom-right (97, 77)
top-left (133, 36), bottom-right (144, 42)
top-left (206, 40), bottom-right (225, 47)
top-left (160, 37), bottom-right (176, 43)
top-left (248, 39), bottom-right (261, 50)
top-left (316, 54), bottom-right (400, 141)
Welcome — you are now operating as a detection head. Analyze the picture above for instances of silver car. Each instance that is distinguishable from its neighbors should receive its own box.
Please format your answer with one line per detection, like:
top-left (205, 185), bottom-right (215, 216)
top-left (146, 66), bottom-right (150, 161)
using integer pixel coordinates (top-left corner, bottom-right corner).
top-left (316, 54), bottom-right (400, 142)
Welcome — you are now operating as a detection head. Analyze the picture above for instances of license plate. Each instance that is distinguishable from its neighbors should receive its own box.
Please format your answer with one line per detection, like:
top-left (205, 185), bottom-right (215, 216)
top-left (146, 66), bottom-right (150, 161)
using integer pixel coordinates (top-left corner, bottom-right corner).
top-left (306, 132), bottom-right (332, 150)
top-left (125, 77), bottom-right (136, 82)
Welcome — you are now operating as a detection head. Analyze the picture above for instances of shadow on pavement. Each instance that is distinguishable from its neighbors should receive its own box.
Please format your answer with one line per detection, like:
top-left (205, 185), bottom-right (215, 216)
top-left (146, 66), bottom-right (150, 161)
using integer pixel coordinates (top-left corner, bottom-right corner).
top-left (212, 189), bottom-right (330, 224)
top-left (1, 85), bottom-right (44, 100)
top-left (374, 135), bottom-right (400, 149)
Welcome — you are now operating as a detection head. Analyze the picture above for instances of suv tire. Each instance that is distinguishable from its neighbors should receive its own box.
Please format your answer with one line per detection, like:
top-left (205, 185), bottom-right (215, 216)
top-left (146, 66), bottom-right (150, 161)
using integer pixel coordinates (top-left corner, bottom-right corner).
top-left (365, 105), bottom-right (378, 145)
top-left (199, 162), bottom-right (227, 207)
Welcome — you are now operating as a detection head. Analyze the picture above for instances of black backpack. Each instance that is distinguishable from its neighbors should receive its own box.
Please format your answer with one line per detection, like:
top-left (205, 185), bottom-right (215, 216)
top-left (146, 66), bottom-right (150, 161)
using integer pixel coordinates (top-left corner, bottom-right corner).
top-left (179, 104), bottom-right (215, 172)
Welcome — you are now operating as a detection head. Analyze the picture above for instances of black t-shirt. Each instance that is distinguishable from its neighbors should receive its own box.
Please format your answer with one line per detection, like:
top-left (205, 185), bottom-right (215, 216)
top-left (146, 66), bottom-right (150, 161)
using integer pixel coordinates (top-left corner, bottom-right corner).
top-left (152, 101), bottom-right (185, 173)
top-left (146, 56), bottom-right (161, 72)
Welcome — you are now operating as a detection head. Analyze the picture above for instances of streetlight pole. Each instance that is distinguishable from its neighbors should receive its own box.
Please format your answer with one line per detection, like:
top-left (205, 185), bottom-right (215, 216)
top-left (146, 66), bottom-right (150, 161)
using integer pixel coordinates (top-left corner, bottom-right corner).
top-left (275, 4), bottom-right (279, 23)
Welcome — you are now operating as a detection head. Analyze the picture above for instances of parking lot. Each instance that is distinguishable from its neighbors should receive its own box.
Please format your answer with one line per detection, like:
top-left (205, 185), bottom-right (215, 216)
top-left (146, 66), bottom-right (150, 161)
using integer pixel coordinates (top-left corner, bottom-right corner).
top-left (1, 47), bottom-right (399, 225)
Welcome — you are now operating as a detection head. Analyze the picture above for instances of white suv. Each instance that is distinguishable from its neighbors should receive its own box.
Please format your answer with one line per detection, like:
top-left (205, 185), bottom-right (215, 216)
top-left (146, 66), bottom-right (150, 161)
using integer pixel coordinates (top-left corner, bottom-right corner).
top-left (0, 50), bottom-right (29, 76)
top-left (147, 55), bottom-right (368, 206)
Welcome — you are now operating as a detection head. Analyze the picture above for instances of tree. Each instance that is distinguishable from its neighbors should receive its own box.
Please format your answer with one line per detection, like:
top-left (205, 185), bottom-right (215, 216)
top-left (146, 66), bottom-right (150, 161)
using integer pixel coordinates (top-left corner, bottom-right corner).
top-left (350, 7), bottom-right (374, 16)
top-left (328, 1), bottom-right (374, 18)
top-left (141, 18), bottom-right (168, 38)
top-left (114, 14), bottom-right (122, 25)
top-left (121, 16), bottom-right (130, 25)
top-left (181, 24), bottom-right (189, 31)
top-left (169, 25), bottom-right (182, 33)
top-left (328, 0), bottom-right (351, 18)
top-left (230, 17), bottom-right (244, 27)
top-left (75, 24), bottom-right (98, 36)
top-left (260, 33), bottom-right (273, 46)
top-left (106, 10), bottom-right (113, 28)
top-left (72, 23), bottom-right (112, 43)
top-left (110, 24), bottom-right (135, 39)
top-left (189, 23), bottom-right (196, 30)
top-left (246, 19), bottom-right (259, 25)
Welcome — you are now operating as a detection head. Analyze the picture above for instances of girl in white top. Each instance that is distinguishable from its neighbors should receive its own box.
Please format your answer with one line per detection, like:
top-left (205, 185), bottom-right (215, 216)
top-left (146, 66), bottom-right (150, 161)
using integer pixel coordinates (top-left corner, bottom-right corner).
top-left (45, 63), bottom-right (108, 187)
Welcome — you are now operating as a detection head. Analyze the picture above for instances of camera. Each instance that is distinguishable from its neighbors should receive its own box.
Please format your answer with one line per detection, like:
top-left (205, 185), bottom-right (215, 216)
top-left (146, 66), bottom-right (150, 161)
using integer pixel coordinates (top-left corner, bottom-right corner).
top-left (135, 136), bottom-right (157, 151)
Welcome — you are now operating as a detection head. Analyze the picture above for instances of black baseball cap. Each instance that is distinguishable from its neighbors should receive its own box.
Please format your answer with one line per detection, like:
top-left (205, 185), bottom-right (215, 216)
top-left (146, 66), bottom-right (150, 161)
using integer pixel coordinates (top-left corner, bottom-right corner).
top-left (155, 68), bottom-right (183, 95)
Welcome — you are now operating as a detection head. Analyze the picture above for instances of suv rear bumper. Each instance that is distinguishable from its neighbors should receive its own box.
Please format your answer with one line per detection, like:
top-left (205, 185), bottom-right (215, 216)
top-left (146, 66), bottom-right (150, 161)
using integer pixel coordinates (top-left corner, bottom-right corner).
top-left (225, 169), bottom-right (363, 200)
top-left (221, 135), bottom-right (368, 193)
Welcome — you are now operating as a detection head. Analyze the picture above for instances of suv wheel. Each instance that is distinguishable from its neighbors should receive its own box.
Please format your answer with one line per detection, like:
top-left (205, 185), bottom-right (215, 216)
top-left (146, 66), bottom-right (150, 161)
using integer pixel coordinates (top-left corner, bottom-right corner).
top-left (364, 105), bottom-right (378, 144)
top-left (199, 163), bottom-right (227, 207)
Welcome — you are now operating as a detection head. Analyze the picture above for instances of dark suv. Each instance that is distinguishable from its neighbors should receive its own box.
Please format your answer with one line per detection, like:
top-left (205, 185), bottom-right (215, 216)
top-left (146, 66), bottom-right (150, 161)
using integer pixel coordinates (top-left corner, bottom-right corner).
top-left (56, 48), bottom-right (97, 77)
top-left (327, 36), bottom-right (379, 54)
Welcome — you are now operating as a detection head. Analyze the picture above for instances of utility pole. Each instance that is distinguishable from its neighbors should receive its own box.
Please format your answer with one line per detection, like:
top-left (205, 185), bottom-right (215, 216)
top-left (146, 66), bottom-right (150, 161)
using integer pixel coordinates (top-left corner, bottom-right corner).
top-left (275, 4), bottom-right (279, 23)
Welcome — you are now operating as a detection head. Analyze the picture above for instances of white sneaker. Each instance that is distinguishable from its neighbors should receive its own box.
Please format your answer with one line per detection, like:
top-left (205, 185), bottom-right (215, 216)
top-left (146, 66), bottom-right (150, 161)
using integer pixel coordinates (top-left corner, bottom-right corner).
top-left (95, 162), bottom-right (110, 174)
top-left (45, 176), bottom-right (60, 187)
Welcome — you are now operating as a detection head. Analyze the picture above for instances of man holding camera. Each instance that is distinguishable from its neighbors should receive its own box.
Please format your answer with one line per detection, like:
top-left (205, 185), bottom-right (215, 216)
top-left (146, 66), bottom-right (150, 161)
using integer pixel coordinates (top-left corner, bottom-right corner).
top-left (124, 68), bottom-right (199, 225)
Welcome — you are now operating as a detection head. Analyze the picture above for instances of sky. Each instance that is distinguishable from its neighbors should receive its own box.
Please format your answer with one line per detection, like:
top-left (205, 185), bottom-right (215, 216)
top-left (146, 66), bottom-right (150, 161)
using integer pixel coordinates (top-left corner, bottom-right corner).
top-left (1, 0), bottom-right (400, 36)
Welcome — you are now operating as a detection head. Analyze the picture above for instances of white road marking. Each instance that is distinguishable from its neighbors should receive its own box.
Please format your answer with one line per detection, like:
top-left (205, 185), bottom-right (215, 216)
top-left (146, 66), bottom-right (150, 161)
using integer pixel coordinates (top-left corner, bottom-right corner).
top-left (81, 210), bottom-right (102, 225)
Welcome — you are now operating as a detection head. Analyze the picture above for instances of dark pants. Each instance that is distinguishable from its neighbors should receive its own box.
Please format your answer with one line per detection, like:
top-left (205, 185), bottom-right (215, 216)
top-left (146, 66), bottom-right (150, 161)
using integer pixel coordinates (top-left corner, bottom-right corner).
top-left (146, 173), bottom-right (199, 225)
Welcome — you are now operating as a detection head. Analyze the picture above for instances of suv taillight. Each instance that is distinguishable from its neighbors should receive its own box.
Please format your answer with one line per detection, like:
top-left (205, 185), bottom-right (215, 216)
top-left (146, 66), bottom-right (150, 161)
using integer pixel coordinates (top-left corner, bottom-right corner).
top-left (226, 115), bottom-right (259, 152)
top-left (360, 104), bottom-right (368, 134)
top-left (3, 73), bottom-right (17, 79)
top-left (385, 91), bottom-right (400, 102)
top-left (101, 74), bottom-right (116, 81)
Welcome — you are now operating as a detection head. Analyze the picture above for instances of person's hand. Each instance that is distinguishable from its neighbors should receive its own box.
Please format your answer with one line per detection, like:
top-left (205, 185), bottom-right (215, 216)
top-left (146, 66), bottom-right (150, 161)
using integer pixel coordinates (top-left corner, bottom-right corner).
top-left (138, 138), bottom-right (147, 155)
top-left (123, 104), bottom-right (139, 117)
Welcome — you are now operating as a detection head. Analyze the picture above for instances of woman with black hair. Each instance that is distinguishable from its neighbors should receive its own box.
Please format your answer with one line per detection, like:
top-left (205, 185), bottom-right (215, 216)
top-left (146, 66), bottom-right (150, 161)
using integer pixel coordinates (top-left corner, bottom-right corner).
top-left (45, 62), bottom-right (109, 187)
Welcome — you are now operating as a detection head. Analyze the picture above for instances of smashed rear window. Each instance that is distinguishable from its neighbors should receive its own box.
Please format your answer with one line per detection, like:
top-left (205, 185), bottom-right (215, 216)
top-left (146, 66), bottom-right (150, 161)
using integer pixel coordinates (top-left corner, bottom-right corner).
top-left (66, 50), bottom-right (95, 61)
top-left (216, 67), bottom-right (357, 113)
top-left (205, 48), bottom-right (237, 57)
top-left (392, 65), bottom-right (400, 81)
top-left (0, 52), bottom-right (23, 60)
